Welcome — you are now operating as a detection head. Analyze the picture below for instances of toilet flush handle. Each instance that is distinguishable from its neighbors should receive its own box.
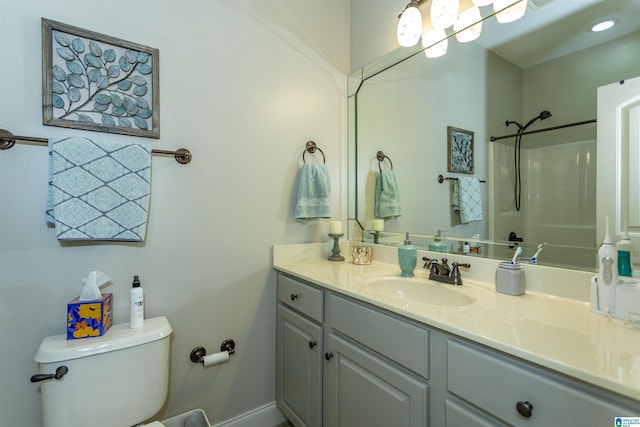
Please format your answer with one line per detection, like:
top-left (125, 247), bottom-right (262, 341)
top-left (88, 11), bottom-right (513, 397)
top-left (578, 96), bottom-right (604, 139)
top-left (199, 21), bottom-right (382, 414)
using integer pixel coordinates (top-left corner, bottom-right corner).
top-left (30, 365), bottom-right (68, 383)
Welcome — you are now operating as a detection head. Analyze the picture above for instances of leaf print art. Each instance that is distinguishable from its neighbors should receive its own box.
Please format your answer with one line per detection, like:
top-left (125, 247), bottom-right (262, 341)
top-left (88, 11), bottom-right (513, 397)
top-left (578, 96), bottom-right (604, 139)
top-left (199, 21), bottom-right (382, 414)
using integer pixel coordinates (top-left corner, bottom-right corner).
top-left (42, 19), bottom-right (159, 138)
top-left (447, 126), bottom-right (474, 174)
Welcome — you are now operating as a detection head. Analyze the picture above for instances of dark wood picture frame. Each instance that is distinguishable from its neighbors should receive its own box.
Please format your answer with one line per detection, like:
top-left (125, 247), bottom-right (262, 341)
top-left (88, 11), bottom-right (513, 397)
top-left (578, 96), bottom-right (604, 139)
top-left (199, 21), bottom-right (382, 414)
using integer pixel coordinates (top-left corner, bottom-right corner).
top-left (42, 18), bottom-right (160, 138)
top-left (447, 126), bottom-right (474, 174)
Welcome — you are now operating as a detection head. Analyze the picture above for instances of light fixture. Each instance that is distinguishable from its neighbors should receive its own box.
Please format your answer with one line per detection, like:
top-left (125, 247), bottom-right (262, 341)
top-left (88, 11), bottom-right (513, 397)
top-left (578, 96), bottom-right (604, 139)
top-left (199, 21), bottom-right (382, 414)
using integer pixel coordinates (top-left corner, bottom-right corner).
top-left (454, 0), bottom-right (483, 42)
top-left (493, 0), bottom-right (527, 24)
top-left (397, 1), bottom-right (423, 47)
top-left (591, 19), bottom-right (617, 32)
top-left (431, 0), bottom-right (459, 29)
top-left (395, 0), bottom-right (524, 58)
top-left (422, 28), bottom-right (448, 58)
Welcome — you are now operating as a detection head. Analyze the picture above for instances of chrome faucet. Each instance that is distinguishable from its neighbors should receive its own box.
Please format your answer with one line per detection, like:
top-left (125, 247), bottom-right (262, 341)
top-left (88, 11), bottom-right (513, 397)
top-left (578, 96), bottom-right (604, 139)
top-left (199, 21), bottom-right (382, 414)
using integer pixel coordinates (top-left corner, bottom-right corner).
top-left (422, 257), bottom-right (470, 286)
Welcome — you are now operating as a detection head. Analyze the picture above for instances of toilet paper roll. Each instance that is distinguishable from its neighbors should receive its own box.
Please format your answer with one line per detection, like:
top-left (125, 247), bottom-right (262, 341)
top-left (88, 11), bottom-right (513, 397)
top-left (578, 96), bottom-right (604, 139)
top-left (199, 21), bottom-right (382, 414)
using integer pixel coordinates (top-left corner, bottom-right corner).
top-left (202, 350), bottom-right (229, 367)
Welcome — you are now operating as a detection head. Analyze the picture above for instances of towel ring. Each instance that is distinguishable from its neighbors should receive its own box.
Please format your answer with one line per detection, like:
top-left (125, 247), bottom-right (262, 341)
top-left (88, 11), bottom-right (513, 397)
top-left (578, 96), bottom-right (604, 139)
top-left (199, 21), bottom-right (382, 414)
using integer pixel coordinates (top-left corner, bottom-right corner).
top-left (376, 151), bottom-right (393, 171)
top-left (303, 141), bottom-right (325, 163)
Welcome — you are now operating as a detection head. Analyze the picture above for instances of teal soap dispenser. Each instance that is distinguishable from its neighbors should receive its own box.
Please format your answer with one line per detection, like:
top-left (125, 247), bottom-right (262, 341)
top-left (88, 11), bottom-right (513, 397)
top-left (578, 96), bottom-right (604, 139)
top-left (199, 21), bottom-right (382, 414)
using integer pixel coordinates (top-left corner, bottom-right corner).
top-left (429, 230), bottom-right (448, 252)
top-left (398, 232), bottom-right (417, 277)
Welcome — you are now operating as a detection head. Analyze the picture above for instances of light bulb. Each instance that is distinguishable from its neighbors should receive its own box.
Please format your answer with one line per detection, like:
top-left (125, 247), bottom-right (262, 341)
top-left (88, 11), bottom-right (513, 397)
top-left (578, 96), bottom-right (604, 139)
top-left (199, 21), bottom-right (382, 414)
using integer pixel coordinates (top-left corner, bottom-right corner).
top-left (397, 3), bottom-right (423, 47)
top-left (431, 0), bottom-right (459, 29)
top-left (422, 28), bottom-right (448, 58)
top-left (454, 5), bottom-right (482, 42)
top-left (472, 0), bottom-right (493, 6)
top-left (494, 0), bottom-right (527, 24)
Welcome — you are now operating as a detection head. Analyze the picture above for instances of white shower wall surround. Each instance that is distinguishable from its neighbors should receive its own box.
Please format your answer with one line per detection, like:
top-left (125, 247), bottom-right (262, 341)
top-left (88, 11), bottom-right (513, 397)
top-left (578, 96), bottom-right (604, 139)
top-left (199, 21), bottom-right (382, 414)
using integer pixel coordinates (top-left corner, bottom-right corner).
top-left (492, 139), bottom-right (596, 269)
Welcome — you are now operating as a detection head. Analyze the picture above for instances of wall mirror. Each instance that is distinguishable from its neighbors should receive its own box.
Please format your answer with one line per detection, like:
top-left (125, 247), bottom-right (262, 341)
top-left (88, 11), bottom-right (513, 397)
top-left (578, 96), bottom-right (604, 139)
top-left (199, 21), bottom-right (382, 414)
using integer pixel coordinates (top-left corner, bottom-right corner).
top-left (348, 0), bottom-right (640, 271)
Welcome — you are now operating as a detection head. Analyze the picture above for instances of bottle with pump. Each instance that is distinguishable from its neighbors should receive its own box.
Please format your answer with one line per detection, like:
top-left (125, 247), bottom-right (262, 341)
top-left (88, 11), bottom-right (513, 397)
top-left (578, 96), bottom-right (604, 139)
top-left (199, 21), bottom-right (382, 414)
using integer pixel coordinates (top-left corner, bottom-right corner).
top-left (429, 230), bottom-right (448, 252)
top-left (617, 216), bottom-right (634, 277)
top-left (597, 217), bottom-right (618, 312)
top-left (130, 275), bottom-right (144, 329)
top-left (398, 232), bottom-right (417, 277)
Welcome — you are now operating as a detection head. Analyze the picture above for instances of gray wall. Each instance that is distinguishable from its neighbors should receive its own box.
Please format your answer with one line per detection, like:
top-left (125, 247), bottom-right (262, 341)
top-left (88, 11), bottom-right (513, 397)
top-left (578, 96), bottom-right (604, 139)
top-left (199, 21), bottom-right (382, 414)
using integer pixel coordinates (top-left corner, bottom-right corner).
top-left (0, 0), bottom-right (348, 425)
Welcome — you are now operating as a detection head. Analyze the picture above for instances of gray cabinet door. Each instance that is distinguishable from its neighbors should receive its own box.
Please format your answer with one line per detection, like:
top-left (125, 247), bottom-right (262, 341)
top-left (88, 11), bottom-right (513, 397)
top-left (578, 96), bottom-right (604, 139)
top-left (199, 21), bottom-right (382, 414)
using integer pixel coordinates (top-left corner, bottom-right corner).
top-left (276, 305), bottom-right (323, 427)
top-left (445, 399), bottom-right (507, 427)
top-left (323, 332), bottom-right (428, 427)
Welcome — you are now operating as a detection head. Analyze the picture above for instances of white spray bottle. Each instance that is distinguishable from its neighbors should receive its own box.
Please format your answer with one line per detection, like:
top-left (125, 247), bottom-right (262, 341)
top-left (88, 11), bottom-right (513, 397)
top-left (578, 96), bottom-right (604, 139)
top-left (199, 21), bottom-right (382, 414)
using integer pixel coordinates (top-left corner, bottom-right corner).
top-left (129, 275), bottom-right (144, 329)
top-left (597, 216), bottom-right (617, 313)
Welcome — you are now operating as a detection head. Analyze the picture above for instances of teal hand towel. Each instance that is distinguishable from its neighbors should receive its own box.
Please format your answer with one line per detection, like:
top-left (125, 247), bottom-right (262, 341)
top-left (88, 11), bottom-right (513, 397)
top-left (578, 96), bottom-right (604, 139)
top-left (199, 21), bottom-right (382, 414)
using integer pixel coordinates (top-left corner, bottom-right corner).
top-left (375, 170), bottom-right (401, 218)
top-left (46, 136), bottom-right (151, 241)
top-left (295, 163), bottom-right (331, 223)
top-left (453, 176), bottom-right (483, 223)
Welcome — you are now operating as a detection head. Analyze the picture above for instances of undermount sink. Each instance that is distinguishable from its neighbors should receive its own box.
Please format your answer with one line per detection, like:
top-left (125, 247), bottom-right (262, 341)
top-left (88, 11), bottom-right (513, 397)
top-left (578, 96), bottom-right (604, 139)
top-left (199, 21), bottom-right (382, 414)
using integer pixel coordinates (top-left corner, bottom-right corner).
top-left (359, 276), bottom-right (475, 307)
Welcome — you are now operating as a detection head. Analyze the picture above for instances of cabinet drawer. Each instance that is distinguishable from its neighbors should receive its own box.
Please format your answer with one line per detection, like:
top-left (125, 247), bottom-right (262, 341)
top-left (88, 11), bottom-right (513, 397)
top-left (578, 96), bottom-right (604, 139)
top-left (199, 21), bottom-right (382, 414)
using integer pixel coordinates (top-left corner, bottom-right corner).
top-left (447, 339), bottom-right (637, 426)
top-left (327, 293), bottom-right (429, 378)
top-left (277, 274), bottom-right (323, 322)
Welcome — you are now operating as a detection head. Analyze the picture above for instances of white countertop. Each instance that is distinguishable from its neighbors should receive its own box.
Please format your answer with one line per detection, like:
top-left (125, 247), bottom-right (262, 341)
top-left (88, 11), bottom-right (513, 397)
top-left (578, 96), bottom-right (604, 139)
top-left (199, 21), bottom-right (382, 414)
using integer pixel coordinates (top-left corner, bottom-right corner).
top-left (273, 242), bottom-right (640, 402)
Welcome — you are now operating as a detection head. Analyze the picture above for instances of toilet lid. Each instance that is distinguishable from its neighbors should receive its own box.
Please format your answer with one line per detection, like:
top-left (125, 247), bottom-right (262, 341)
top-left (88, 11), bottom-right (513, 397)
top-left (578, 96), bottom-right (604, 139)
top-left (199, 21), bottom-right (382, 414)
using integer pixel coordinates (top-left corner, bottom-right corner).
top-left (145, 422), bottom-right (164, 427)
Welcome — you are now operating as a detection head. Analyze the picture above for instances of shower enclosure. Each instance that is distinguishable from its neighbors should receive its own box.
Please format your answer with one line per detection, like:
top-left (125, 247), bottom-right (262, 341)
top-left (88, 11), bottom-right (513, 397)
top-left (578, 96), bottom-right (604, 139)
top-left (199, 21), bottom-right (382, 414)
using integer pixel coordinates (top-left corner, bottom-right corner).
top-left (490, 119), bottom-right (597, 269)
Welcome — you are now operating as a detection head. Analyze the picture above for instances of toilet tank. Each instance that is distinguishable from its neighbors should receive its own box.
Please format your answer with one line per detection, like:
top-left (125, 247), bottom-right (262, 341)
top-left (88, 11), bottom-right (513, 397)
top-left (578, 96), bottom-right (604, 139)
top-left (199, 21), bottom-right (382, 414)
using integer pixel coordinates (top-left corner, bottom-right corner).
top-left (34, 316), bottom-right (172, 427)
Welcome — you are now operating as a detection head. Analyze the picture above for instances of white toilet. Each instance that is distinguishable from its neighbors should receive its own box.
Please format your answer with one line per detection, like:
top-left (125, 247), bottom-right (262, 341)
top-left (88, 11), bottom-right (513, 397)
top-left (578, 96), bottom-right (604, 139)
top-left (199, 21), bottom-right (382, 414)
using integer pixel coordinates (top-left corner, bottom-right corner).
top-left (33, 316), bottom-right (172, 427)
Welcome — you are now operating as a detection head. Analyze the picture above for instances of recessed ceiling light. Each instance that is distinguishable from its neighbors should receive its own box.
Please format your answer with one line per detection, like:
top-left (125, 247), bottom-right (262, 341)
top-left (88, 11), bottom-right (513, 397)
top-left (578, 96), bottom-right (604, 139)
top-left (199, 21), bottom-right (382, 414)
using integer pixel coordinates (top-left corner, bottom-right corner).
top-left (590, 19), bottom-right (617, 32)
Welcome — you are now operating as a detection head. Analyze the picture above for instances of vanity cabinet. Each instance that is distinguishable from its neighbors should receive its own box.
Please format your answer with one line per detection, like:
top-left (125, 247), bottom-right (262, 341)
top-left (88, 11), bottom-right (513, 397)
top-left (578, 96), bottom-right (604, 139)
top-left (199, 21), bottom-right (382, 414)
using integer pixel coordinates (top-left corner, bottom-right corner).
top-left (276, 273), bottom-right (429, 427)
top-left (276, 272), bottom-right (639, 427)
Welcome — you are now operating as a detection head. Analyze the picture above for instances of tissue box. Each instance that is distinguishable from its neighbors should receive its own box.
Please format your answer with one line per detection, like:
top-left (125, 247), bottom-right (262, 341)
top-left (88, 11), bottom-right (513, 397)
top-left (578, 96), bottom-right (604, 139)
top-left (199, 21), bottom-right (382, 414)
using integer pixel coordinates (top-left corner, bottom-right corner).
top-left (67, 293), bottom-right (113, 340)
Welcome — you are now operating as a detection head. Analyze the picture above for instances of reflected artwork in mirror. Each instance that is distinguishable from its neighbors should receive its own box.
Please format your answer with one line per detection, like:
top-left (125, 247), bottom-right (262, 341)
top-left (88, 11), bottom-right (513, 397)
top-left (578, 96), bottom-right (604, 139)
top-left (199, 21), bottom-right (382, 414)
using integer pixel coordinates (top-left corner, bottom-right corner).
top-left (348, 0), bottom-right (640, 271)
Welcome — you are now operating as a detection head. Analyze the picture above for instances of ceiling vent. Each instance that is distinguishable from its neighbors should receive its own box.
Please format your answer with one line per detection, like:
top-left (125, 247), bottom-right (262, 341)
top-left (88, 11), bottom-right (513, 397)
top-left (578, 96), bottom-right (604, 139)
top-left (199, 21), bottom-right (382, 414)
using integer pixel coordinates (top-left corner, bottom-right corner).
top-left (528, 0), bottom-right (553, 11)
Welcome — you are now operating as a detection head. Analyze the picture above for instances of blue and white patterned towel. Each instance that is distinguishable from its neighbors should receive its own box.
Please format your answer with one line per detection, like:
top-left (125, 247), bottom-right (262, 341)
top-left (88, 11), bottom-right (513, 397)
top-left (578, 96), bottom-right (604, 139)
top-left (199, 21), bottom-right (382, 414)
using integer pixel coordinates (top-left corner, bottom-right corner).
top-left (46, 137), bottom-right (151, 241)
top-left (452, 176), bottom-right (483, 224)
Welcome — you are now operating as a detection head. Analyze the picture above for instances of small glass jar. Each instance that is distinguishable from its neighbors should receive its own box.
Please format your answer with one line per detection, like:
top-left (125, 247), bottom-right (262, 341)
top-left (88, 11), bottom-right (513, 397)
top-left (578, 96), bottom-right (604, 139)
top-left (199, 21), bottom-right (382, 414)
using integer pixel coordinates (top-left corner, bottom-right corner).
top-left (496, 262), bottom-right (525, 296)
top-left (352, 246), bottom-right (373, 265)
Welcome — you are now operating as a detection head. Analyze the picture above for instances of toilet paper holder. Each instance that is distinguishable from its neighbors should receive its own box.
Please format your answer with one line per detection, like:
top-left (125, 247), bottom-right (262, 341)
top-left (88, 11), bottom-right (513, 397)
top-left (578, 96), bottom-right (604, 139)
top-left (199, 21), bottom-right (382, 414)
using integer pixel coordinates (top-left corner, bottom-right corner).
top-left (190, 339), bottom-right (236, 364)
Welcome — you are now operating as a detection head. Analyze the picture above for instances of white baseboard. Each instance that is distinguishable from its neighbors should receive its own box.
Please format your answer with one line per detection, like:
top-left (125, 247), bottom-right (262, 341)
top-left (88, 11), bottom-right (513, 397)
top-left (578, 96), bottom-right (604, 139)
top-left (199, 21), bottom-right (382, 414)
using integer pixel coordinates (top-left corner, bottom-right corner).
top-left (213, 402), bottom-right (286, 427)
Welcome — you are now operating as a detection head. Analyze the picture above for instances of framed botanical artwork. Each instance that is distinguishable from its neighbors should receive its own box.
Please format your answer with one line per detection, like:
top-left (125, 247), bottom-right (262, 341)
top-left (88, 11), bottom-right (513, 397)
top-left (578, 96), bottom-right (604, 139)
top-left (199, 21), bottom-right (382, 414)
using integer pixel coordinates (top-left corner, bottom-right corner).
top-left (42, 18), bottom-right (160, 138)
top-left (447, 126), bottom-right (474, 174)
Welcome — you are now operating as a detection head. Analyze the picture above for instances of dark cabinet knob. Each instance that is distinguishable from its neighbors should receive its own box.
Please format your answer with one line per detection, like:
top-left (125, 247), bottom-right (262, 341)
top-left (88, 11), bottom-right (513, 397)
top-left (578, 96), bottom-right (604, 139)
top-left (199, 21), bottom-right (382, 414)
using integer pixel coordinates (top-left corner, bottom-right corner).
top-left (309, 341), bottom-right (317, 349)
top-left (290, 293), bottom-right (299, 301)
top-left (516, 401), bottom-right (533, 418)
top-left (324, 352), bottom-right (334, 360)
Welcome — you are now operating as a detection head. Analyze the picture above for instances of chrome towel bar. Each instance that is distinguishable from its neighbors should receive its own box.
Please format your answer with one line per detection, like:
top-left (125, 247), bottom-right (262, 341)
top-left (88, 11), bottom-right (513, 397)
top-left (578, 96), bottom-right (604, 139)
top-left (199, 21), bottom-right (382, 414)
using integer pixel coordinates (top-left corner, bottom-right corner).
top-left (438, 174), bottom-right (486, 184)
top-left (0, 128), bottom-right (192, 164)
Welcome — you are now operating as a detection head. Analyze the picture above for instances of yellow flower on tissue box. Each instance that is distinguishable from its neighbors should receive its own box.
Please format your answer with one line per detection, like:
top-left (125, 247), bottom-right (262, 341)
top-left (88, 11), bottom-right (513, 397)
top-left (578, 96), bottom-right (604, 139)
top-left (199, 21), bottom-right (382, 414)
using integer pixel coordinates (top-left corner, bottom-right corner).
top-left (67, 293), bottom-right (113, 340)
